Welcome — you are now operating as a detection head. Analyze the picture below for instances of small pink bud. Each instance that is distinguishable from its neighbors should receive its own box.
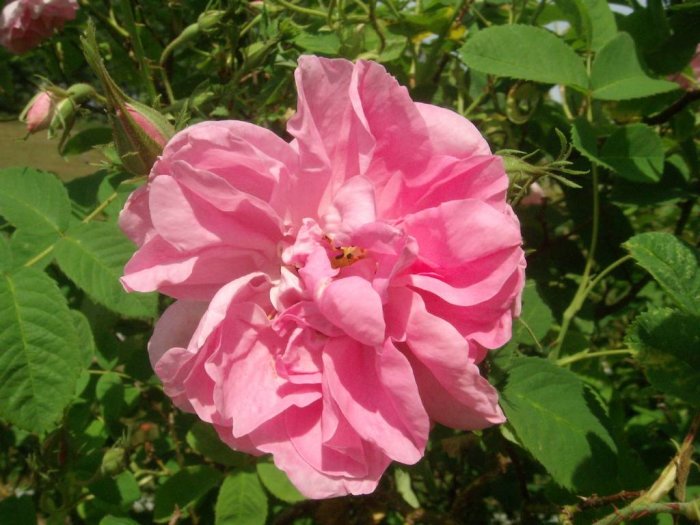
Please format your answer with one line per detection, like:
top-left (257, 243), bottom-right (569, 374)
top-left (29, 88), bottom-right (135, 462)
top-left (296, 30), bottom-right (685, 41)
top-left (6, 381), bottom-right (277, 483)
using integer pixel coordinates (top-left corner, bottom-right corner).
top-left (124, 104), bottom-right (169, 147)
top-left (520, 182), bottom-right (546, 207)
top-left (23, 91), bottom-right (57, 133)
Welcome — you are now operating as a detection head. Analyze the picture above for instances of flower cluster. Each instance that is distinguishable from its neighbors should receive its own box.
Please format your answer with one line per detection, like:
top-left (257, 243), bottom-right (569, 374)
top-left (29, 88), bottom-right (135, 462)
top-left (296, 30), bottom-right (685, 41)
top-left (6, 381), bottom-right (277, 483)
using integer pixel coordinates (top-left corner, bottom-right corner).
top-left (0, 0), bottom-right (77, 54)
top-left (120, 56), bottom-right (525, 498)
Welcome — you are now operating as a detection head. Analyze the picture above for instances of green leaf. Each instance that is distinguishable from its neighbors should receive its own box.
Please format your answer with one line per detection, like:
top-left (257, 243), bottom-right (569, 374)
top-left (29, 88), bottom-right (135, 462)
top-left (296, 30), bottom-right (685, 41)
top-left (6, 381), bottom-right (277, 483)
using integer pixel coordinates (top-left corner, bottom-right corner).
top-left (95, 372), bottom-right (125, 426)
top-left (186, 422), bottom-right (251, 468)
top-left (54, 222), bottom-right (157, 318)
top-left (99, 517), bottom-right (139, 525)
top-left (0, 167), bottom-right (71, 234)
top-left (8, 229), bottom-right (59, 270)
top-left (590, 32), bottom-right (679, 100)
top-left (570, 118), bottom-right (608, 168)
top-left (0, 268), bottom-right (81, 432)
top-left (71, 310), bottom-right (95, 367)
top-left (61, 126), bottom-right (113, 157)
top-left (512, 281), bottom-right (554, 346)
top-left (0, 235), bottom-right (11, 271)
top-left (154, 465), bottom-right (222, 522)
top-left (90, 471), bottom-right (140, 509)
top-left (216, 471), bottom-right (268, 525)
top-left (627, 308), bottom-right (700, 406)
top-left (0, 496), bottom-right (36, 525)
top-left (555, 0), bottom-right (616, 51)
top-left (459, 25), bottom-right (588, 89)
top-left (293, 32), bottom-right (341, 54)
top-left (580, 0), bottom-right (617, 51)
top-left (624, 232), bottom-right (700, 316)
top-left (499, 357), bottom-right (618, 492)
top-left (256, 461), bottom-right (305, 503)
top-left (599, 124), bottom-right (664, 183)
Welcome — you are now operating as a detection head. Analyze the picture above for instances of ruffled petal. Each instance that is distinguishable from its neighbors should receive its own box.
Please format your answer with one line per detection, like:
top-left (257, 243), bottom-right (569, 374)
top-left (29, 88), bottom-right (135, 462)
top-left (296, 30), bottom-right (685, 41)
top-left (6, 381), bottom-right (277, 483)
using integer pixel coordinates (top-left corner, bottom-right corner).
top-left (387, 288), bottom-right (505, 429)
top-left (322, 336), bottom-right (429, 464)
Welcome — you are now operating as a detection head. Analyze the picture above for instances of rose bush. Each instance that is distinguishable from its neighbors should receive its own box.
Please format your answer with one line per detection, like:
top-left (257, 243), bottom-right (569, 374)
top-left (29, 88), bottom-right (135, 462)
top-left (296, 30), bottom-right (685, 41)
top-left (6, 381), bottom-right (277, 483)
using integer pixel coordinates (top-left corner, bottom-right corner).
top-left (119, 56), bottom-right (525, 498)
top-left (0, 0), bottom-right (77, 54)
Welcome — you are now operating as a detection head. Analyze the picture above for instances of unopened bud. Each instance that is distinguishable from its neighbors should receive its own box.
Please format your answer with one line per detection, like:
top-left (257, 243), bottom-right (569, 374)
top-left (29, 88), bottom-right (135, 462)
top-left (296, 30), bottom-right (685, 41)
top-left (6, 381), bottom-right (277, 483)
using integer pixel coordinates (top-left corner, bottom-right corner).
top-left (100, 446), bottom-right (126, 476)
top-left (197, 10), bottom-right (226, 32)
top-left (21, 91), bottom-right (58, 133)
top-left (123, 102), bottom-right (173, 148)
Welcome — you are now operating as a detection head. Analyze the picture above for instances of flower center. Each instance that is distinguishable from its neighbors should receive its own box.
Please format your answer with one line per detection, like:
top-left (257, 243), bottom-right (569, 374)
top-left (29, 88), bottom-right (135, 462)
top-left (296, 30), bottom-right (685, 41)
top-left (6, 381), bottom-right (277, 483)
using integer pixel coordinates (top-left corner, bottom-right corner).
top-left (323, 235), bottom-right (366, 269)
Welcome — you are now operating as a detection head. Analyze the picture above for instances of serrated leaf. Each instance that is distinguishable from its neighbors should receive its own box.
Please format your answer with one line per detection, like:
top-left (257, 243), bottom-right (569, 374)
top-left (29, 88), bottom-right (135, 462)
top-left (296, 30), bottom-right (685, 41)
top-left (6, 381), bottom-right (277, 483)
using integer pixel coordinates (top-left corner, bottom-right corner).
top-left (61, 126), bottom-right (112, 157)
top-left (70, 310), bottom-right (95, 366)
top-left (8, 229), bottom-right (59, 270)
top-left (0, 268), bottom-right (82, 432)
top-left (90, 471), bottom-right (140, 508)
top-left (590, 32), bottom-right (679, 100)
top-left (459, 25), bottom-right (588, 89)
top-left (216, 471), bottom-right (268, 525)
top-left (0, 167), bottom-right (71, 234)
top-left (624, 232), bottom-right (700, 316)
top-left (599, 124), bottom-right (664, 183)
top-left (512, 281), bottom-right (554, 346)
top-left (55, 222), bottom-right (157, 318)
top-left (154, 465), bottom-right (222, 522)
top-left (256, 461), bottom-right (305, 503)
top-left (627, 308), bottom-right (700, 406)
top-left (581, 0), bottom-right (617, 50)
top-left (187, 422), bottom-right (251, 468)
top-left (555, 0), bottom-right (616, 51)
top-left (293, 32), bottom-right (341, 54)
top-left (571, 118), bottom-right (608, 167)
top-left (500, 357), bottom-right (618, 492)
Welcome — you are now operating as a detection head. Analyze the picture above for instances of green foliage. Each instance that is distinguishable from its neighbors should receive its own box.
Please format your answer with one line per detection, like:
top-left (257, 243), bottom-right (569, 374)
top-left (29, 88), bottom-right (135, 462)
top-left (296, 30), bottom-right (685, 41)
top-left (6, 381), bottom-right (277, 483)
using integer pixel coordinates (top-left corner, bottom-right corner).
top-left (215, 472), bottom-right (269, 525)
top-left (153, 466), bottom-right (223, 522)
top-left (54, 222), bottom-right (158, 318)
top-left (460, 25), bottom-right (588, 89)
top-left (256, 461), bottom-right (306, 503)
top-left (627, 308), bottom-right (700, 406)
top-left (590, 32), bottom-right (679, 100)
top-left (625, 233), bottom-right (700, 316)
top-left (1, 0), bottom-right (699, 523)
top-left (0, 268), bottom-right (81, 432)
top-left (499, 357), bottom-right (619, 493)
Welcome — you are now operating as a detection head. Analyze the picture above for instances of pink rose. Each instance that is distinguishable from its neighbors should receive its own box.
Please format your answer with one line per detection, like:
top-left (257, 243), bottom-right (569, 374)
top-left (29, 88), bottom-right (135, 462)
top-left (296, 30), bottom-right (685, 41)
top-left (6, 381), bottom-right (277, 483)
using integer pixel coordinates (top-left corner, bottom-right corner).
top-left (120, 56), bottom-right (525, 498)
top-left (22, 90), bottom-right (56, 133)
top-left (0, 0), bottom-right (78, 54)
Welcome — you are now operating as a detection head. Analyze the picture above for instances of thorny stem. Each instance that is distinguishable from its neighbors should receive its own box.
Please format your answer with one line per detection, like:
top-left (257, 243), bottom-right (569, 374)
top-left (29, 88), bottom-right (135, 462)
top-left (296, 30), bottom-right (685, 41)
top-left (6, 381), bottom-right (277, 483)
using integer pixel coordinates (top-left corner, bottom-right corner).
top-left (591, 499), bottom-right (700, 525)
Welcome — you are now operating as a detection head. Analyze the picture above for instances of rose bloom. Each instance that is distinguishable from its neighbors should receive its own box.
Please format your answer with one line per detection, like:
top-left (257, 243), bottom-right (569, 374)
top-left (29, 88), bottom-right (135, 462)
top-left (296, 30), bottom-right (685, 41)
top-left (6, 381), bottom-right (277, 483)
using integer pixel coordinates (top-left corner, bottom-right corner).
top-left (120, 56), bottom-right (525, 498)
top-left (0, 0), bottom-right (78, 54)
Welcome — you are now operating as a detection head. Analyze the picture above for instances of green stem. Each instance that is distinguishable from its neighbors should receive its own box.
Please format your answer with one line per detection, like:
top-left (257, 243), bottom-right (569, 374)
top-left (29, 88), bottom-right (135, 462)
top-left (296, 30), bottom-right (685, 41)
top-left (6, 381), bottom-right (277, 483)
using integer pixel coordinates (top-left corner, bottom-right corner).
top-left (552, 164), bottom-right (600, 358)
top-left (557, 348), bottom-right (635, 367)
top-left (80, 0), bottom-right (129, 39)
top-left (270, 0), bottom-right (327, 18)
top-left (592, 498), bottom-right (700, 525)
top-left (583, 254), bottom-right (633, 298)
